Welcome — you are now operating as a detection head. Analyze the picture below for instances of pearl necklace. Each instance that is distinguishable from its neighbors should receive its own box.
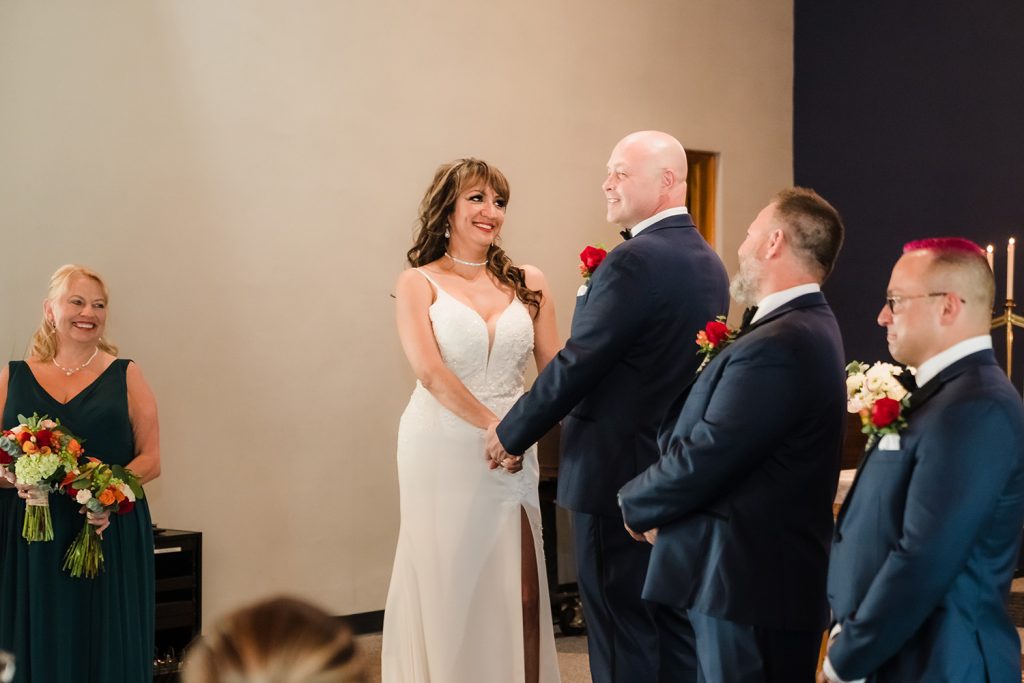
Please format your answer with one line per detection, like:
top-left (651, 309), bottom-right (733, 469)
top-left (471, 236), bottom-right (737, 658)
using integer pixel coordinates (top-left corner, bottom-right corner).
top-left (446, 252), bottom-right (488, 267)
top-left (52, 347), bottom-right (99, 376)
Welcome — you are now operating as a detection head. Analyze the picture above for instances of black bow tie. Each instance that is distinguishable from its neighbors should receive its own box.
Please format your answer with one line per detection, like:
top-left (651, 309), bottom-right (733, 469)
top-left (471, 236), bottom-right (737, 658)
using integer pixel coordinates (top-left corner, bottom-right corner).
top-left (620, 229), bottom-right (632, 241)
top-left (897, 369), bottom-right (918, 393)
top-left (740, 306), bottom-right (758, 330)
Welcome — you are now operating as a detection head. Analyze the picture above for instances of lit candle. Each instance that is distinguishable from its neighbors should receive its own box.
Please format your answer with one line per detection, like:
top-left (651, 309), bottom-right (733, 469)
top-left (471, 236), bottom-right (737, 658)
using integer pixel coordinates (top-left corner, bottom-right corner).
top-left (1008, 238), bottom-right (1016, 301)
top-left (987, 244), bottom-right (995, 271)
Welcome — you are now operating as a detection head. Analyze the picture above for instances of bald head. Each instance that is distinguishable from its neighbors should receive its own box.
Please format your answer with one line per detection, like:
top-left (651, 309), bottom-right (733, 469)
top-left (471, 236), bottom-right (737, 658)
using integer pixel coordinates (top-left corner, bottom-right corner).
top-left (603, 130), bottom-right (689, 229)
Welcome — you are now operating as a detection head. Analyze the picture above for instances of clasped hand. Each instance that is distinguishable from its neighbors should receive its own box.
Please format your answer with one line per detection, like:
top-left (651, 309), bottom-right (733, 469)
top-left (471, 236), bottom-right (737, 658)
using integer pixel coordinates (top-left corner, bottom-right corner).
top-left (11, 477), bottom-right (111, 536)
top-left (624, 523), bottom-right (658, 545)
top-left (484, 422), bottom-right (523, 473)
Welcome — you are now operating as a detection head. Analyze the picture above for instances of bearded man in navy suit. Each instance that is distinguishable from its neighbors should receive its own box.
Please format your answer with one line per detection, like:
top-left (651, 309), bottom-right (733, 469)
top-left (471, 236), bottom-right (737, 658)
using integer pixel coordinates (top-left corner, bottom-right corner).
top-left (619, 188), bottom-right (847, 683)
top-left (485, 130), bottom-right (730, 682)
top-left (820, 239), bottom-right (1024, 683)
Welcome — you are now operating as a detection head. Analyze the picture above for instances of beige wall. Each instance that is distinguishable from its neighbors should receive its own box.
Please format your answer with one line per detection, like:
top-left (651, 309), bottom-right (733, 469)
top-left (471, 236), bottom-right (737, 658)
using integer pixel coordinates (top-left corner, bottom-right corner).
top-left (0, 1), bottom-right (793, 624)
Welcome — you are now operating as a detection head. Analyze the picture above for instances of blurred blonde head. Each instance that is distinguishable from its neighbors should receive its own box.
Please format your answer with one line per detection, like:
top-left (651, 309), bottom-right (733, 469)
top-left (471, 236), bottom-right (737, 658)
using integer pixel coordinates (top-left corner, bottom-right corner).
top-left (29, 264), bottom-right (118, 362)
top-left (182, 596), bottom-right (366, 683)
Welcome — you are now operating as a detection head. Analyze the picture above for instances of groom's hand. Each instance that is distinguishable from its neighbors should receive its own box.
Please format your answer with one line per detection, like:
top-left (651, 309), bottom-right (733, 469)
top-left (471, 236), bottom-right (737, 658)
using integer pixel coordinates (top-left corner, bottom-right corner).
top-left (623, 522), bottom-right (646, 542)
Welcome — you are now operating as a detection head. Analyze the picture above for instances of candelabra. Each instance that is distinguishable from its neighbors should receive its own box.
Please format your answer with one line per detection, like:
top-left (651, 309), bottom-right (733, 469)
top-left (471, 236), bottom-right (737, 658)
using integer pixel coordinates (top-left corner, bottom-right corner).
top-left (991, 300), bottom-right (1024, 377)
top-left (989, 238), bottom-right (1023, 378)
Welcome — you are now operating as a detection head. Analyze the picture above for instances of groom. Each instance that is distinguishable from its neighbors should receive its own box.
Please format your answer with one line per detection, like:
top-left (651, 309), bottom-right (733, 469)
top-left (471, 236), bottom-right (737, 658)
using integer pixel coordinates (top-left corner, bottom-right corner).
top-left (485, 130), bottom-right (729, 682)
top-left (821, 239), bottom-right (1024, 682)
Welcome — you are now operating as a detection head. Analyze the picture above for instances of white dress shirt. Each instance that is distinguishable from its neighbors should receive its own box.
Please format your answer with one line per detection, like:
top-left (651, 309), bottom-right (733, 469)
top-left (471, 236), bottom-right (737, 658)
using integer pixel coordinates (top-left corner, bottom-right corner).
top-left (626, 206), bottom-right (688, 238)
top-left (750, 283), bottom-right (821, 324)
top-left (913, 334), bottom-right (993, 387)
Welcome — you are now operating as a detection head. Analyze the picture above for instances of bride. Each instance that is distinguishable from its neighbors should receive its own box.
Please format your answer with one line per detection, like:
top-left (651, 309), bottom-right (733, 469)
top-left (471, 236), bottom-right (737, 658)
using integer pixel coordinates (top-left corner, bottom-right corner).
top-left (382, 158), bottom-right (561, 682)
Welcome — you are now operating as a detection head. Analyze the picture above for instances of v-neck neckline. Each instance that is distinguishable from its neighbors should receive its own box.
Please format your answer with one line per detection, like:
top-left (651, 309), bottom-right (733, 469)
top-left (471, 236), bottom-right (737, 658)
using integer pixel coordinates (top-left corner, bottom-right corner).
top-left (24, 359), bottom-right (117, 407)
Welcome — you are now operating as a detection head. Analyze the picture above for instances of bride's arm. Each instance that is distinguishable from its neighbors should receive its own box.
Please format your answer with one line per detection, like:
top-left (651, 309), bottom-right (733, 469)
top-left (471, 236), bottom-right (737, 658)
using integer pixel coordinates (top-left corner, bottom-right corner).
top-left (522, 265), bottom-right (559, 373)
top-left (395, 269), bottom-right (498, 430)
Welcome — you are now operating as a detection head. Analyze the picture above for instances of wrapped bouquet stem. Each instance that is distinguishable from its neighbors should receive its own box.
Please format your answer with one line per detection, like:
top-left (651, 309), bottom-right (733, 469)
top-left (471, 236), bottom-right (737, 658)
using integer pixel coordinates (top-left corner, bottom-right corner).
top-left (61, 459), bottom-right (143, 578)
top-left (22, 484), bottom-right (53, 542)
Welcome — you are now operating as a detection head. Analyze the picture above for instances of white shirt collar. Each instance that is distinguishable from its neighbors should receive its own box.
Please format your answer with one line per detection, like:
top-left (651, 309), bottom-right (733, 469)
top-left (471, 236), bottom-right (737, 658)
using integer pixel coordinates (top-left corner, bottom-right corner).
top-left (628, 206), bottom-right (688, 237)
top-left (750, 283), bottom-right (821, 324)
top-left (913, 335), bottom-right (993, 388)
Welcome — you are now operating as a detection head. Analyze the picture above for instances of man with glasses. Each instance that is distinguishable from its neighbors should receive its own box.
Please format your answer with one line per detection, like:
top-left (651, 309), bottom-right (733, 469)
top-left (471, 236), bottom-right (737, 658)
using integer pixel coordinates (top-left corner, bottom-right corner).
top-left (618, 187), bottom-right (846, 683)
top-left (821, 238), bottom-right (1024, 683)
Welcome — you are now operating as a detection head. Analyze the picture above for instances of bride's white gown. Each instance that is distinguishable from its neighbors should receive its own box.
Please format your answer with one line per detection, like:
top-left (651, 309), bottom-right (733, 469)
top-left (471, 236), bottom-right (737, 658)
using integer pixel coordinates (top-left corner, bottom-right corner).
top-left (382, 269), bottom-right (561, 682)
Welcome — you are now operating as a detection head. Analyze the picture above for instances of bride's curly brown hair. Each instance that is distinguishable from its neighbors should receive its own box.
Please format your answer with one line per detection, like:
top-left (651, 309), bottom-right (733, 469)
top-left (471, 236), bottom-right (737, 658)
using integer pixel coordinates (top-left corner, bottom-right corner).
top-left (406, 158), bottom-right (542, 316)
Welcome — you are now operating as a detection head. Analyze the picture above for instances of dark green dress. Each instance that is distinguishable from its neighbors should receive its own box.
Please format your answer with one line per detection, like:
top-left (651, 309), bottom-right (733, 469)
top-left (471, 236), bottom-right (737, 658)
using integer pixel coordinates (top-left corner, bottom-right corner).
top-left (0, 359), bottom-right (154, 682)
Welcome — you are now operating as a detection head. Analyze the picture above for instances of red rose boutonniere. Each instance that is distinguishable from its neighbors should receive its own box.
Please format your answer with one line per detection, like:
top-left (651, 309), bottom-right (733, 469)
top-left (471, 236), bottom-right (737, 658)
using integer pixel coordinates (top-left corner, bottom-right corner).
top-left (695, 316), bottom-right (738, 371)
top-left (579, 245), bottom-right (608, 283)
top-left (845, 360), bottom-right (911, 450)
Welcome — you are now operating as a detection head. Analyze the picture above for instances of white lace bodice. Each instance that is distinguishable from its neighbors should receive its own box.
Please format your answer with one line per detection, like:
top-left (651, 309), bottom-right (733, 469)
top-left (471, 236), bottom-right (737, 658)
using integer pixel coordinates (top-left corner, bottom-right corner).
top-left (415, 269), bottom-right (534, 409)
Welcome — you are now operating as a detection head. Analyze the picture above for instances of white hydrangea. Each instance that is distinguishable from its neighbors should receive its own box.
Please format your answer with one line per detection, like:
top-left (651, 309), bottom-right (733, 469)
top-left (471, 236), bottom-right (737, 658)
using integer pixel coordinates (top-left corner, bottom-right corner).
top-left (14, 452), bottom-right (62, 485)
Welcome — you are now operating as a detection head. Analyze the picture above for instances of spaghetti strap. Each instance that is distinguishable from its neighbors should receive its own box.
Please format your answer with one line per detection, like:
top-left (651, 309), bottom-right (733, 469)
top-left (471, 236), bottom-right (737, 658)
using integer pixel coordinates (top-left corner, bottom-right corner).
top-left (412, 267), bottom-right (440, 292)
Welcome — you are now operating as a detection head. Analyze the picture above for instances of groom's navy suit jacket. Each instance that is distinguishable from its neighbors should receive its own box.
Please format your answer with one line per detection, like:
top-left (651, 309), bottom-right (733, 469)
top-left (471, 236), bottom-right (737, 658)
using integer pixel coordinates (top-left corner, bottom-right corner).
top-left (498, 213), bottom-right (729, 516)
top-left (827, 349), bottom-right (1024, 682)
top-left (619, 292), bottom-right (846, 630)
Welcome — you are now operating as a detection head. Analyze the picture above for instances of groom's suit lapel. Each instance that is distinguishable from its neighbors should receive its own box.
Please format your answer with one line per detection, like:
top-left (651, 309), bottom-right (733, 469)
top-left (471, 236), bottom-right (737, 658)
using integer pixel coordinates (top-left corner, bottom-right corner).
top-left (574, 213), bottom-right (695, 314)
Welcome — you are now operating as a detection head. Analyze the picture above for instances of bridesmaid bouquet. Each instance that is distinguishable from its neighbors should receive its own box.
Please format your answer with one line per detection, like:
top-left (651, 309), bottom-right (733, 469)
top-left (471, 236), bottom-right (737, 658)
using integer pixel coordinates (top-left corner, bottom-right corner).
top-left (0, 413), bottom-right (83, 542)
top-left (60, 458), bottom-right (143, 578)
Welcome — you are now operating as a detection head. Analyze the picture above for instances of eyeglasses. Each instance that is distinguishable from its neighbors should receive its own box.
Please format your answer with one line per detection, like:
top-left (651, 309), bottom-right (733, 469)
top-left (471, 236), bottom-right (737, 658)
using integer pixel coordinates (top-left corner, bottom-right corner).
top-left (885, 292), bottom-right (965, 313)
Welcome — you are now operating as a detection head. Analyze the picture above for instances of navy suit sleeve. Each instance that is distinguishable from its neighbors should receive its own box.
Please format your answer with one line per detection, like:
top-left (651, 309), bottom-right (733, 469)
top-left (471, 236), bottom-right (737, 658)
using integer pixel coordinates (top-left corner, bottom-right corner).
top-left (497, 250), bottom-right (654, 455)
top-left (618, 335), bottom-right (802, 531)
top-left (828, 398), bottom-right (1019, 680)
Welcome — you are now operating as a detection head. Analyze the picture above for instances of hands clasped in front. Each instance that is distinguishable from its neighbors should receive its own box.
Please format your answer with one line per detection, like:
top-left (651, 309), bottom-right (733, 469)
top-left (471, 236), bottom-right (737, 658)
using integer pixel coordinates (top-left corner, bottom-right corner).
top-left (7, 473), bottom-right (112, 536)
top-left (484, 422), bottom-right (523, 473)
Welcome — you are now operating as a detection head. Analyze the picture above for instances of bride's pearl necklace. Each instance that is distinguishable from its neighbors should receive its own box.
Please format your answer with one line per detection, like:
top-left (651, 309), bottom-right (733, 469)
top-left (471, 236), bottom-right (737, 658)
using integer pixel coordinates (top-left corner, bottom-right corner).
top-left (52, 347), bottom-right (99, 376)
top-left (446, 252), bottom-right (488, 267)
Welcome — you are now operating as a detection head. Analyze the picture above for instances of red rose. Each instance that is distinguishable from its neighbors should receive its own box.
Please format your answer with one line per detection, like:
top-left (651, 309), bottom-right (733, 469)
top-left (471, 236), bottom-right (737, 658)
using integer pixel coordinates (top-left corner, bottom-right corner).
top-left (34, 429), bottom-right (52, 448)
top-left (705, 321), bottom-right (731, 347)
top-left (580, 246), bottom-right (607, 271)
top-left (17, 431), bottom-right (32, 444)
top-left (117, 500), bottom-right (134, 515)
top-left (0, 451), bottom-right (11, 466)
top-left (871, 397), bottom-right (901, 428)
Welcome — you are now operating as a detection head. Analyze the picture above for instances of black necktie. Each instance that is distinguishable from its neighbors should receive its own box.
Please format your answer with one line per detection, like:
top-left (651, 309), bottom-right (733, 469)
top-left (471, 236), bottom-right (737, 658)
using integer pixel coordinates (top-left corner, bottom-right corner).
top-left (620, 229), bottom-right (632, 241)
top-left (740, 306), bottom-right (758, 330)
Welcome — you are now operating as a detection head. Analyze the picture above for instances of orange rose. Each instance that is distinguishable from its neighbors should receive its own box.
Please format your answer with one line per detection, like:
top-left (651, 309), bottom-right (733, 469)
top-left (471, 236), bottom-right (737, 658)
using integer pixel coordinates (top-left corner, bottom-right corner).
top-left (67, 440), bottom-right (82, 456)
top-left (98, 488), bottom-right (116, 506)
top-left (113, 487), bottom-right (126, 503)
top-left (21, 441), bottom-right (38, 454)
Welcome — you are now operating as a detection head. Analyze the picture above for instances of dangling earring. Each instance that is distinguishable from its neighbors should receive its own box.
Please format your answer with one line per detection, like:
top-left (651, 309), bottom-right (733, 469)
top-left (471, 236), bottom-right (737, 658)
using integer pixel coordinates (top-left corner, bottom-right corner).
top-left (444, 224), bottom-right (451, 239)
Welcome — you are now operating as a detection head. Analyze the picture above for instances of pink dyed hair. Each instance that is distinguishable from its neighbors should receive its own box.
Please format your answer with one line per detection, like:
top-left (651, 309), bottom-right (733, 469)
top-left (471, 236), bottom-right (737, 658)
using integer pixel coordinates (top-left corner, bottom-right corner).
top-left (903, 237), bottom-right (985, 256)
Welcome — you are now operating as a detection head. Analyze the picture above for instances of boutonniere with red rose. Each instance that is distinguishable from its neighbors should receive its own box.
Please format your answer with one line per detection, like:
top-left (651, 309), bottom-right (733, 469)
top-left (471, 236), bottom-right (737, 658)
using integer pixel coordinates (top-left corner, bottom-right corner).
top-left (579, 245), bottom-right (607, 283)
top-left (845, 361), bottom-right (911, 450)
top-left (695, 316), bottom-right (738, 371)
